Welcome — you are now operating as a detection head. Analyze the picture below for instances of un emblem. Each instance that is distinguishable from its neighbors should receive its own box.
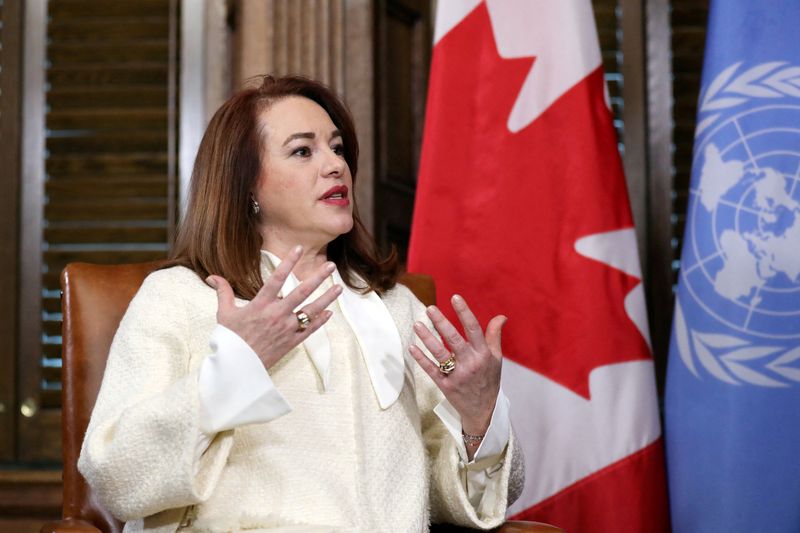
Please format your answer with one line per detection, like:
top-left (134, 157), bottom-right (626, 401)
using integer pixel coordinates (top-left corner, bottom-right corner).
top-left (675, 62), bottom-right (800, 387)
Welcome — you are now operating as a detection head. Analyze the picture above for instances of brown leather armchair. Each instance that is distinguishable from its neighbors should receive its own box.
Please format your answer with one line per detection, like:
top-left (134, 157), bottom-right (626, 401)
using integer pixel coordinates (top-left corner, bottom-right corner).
top-left (42, 262), bottom-right (561, 533)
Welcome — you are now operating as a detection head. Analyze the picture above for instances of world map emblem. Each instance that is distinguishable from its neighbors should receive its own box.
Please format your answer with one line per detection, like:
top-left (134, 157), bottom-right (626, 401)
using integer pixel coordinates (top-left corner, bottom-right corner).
top-left (674, 62), bottom-right (800, 387)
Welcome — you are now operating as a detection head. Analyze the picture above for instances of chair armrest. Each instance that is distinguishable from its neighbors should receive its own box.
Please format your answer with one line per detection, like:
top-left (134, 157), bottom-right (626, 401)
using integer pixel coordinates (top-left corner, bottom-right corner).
top-left (40, 519), bottom-right (102, 533)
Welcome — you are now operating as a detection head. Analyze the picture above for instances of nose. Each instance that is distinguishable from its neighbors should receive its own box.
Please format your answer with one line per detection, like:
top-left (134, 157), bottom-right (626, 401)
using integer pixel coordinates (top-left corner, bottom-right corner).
top-left (321, 146), bottom-right (345, 178)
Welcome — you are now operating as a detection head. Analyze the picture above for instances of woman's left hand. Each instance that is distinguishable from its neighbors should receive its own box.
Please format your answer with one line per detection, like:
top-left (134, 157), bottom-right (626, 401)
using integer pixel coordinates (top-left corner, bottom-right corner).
top-left (408, 294), bottom-right (506, 451)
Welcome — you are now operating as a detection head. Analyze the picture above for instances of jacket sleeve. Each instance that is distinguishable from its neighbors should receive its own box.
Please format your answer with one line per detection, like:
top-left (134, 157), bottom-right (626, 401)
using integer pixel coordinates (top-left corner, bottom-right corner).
top-left (77, 273), bottom-right (234, 522)
top-left (407, 294), bottom-right (525, 529)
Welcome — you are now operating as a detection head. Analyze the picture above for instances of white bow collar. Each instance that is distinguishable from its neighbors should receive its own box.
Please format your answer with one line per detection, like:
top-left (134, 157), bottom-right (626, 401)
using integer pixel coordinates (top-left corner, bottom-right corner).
top-left (261, 251), bottom-right (405, 409)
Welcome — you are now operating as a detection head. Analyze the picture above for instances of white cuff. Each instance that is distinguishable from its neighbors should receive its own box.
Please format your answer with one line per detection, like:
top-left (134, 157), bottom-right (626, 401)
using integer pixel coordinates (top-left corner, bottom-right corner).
top-left (433, 388), bottom-right (511, 508)
top-left (433, 388), bottom-right (510, 462)
top-left (197, 324), bottom-right (292, 434)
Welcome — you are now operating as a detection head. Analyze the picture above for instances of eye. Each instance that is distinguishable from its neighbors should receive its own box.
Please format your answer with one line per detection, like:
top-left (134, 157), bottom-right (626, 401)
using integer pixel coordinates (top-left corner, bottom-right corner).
top-left (331, 143), bottom-right (345, 156)
top-left (291, 146), bottom-right (311, 157)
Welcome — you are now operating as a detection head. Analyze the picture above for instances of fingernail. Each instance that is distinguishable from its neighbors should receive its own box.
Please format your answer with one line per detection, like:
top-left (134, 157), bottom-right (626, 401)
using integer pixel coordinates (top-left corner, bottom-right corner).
top-left (413, 321), bottom-right (424, 330)
top-left (326, 261), bottom-right (336, 272)
top-left (293, 245), bottom-right (303, 255)
top-left (427, 306), bottom-right (438, 315)
top-left (205, 276), bottom-right (217, 288)
top-left (333, 284), bottom-right (343, 293)
top-left (452, 294), bottom-right (463, 304)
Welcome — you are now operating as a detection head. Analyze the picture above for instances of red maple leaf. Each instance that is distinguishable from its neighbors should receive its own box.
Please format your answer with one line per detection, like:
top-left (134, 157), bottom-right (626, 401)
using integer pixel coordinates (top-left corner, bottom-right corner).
top-left (408, 2), bottom-right (651, 399)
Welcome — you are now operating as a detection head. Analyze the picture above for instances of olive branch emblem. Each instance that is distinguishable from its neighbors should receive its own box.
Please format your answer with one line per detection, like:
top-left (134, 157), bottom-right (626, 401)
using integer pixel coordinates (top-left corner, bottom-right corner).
top-left (674, 302), bottom-right (800, 387)
top-left (696, 61), bottom-right (800, 135)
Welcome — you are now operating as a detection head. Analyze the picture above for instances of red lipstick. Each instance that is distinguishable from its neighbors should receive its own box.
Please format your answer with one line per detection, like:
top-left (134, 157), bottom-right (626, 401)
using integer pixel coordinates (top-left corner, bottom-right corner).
top-left (320, 185), bottom-right (350, 207)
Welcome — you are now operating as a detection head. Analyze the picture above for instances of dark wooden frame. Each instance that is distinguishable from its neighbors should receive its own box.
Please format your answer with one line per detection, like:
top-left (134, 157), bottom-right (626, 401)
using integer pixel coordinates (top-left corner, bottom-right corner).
top-left (0, 0), bottom-right (24, 462)
top-left (167, 0), bottom-right (179, 245)
top-left (18, 0), bottom-right (58, 463)
top-left (373, 0), bottom-right (432, 259)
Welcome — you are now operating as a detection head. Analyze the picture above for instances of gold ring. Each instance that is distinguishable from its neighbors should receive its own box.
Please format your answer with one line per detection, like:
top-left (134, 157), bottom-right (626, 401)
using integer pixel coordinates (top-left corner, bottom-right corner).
top-left (295, 310), bottom-right (311, 331)
top-left (438, 354), bottom-right (456, 375)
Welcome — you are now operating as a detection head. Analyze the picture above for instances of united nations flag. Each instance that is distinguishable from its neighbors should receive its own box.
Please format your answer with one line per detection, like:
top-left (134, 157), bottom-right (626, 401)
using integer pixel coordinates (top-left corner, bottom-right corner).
top-left (665, 2), bottom-right (800, 532)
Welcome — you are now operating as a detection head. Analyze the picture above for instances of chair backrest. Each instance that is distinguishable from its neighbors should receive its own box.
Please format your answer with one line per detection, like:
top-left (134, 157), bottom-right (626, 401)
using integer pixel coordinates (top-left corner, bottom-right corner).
top-left (60, 262), bottom-right (164, 533)
top-left (59, 262), bottom-right (435, 532)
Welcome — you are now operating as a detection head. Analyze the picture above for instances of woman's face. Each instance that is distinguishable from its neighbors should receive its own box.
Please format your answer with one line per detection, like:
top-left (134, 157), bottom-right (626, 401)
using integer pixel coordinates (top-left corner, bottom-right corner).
top-left (255, 96), bottom-right (354, 249)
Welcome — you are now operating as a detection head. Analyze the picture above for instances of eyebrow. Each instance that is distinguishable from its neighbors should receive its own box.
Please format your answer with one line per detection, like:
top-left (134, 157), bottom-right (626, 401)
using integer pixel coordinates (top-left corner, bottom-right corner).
top-left (282, 129), bottom-right (342, 146)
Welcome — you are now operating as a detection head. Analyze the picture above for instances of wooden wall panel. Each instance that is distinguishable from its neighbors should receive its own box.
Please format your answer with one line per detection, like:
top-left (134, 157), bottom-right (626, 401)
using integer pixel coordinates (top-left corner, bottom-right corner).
top-left (373, 0), bottom-right (431, 260)
top-left (0, 470), bottom-right (61, 530)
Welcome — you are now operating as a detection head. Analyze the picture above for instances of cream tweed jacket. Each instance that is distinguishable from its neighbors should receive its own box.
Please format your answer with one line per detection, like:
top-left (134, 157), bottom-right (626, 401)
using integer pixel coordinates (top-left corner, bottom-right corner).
top-left (78, 266), bottom-right (523, 532)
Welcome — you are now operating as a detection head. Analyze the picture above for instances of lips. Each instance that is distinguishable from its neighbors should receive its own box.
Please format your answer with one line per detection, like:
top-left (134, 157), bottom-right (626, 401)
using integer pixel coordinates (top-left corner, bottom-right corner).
top-left (320, 185), bottom-right (350, 206)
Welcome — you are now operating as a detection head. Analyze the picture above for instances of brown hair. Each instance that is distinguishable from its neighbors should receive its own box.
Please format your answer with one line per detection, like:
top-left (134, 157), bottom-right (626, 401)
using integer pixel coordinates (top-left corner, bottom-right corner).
top-left (169, 75), bottom-right (399, 299)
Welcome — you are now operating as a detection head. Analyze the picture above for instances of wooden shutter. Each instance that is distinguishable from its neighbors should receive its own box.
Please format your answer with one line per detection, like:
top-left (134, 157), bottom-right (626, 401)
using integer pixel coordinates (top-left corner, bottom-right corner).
top-left (16, 0), bottom-right (179, 462)
top-left (670, 1), bottom-right (709, 280)
top-left (593, 0), bottom-right (624, 148)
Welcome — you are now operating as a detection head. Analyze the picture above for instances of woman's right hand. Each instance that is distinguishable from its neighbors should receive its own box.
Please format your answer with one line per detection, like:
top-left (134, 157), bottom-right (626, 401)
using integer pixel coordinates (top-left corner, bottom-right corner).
top-left (205, 246), bottom-right (342, 369)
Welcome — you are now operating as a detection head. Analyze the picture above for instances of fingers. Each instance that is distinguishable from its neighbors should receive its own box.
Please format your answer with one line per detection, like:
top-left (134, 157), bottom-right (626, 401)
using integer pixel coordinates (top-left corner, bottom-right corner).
top-left (255, 245), bottom-right (304, 304)
top-left (283, 261), bottom-right (337, 309)
top-left (408, 344), bottom-right (445, 382)
top-left (206, 275), bottom-right (235, 314)
top-left (413, 321), bottom-right (452, 363)
top-left (485, 315), bottom-right (507, 360)
top-left (451, 295), bottom-right (489, 353)
top-left (295, 309), bottom-right (333, 341)
top-left (300, 284), bottom-right (343, 318)
top-left (425, 305), bottom-right (468, 356)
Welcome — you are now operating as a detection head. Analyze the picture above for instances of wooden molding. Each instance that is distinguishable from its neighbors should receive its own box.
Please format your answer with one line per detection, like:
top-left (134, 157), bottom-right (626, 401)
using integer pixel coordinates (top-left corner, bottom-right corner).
top-left (0, 469), bottom-right (62, 519)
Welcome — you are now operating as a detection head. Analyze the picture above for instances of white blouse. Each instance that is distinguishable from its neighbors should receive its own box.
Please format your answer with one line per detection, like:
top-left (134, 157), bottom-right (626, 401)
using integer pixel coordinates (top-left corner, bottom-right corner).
top-left (195, 252), bottom-right (510, 507)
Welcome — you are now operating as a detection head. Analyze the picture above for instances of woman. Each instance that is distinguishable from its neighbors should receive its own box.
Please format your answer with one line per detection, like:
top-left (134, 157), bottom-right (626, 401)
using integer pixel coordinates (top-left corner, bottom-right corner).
top-left (79, 76), bottom-right (523, 532)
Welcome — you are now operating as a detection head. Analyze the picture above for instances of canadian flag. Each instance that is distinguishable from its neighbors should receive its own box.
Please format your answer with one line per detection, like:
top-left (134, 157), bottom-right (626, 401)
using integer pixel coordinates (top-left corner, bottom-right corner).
top-left (407, 1), bottom-right (670, 531)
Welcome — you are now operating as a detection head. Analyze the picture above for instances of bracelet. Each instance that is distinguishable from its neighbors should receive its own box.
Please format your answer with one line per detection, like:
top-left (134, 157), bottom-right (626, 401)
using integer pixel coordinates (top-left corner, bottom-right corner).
top-left (462, 429), bottom-right (485, 446)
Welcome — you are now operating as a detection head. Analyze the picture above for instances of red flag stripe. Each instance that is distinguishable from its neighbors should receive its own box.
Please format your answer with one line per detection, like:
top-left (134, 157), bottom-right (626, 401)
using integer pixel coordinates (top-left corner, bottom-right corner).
top-left (513, 440), bottom-right (671, 533)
